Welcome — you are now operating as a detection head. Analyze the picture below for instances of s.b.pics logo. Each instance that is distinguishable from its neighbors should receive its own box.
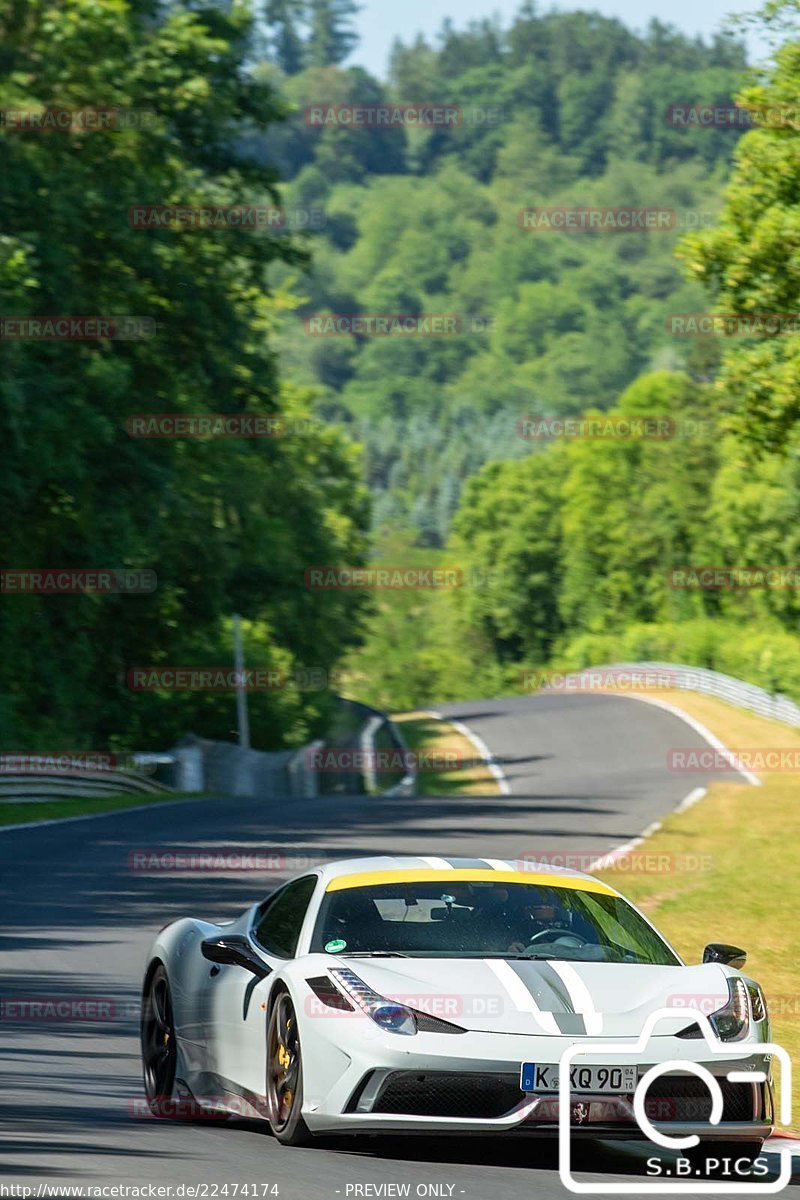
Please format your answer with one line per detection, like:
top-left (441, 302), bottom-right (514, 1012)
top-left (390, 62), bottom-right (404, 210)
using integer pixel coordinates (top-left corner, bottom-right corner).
top-left (557, 1008), bottom-right (793, 1193)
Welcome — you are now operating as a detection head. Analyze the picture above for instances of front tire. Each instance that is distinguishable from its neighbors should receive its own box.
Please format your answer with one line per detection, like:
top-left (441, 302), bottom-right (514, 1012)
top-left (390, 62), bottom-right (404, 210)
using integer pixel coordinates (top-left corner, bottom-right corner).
top-left (141, 964), bottom-right (177, 1117)
top-left (266, 990), bottom-right (312, 1146)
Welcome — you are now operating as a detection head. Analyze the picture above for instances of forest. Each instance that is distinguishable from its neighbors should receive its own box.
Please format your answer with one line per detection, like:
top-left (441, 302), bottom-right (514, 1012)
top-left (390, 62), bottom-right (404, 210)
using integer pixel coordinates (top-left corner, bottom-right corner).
top-left (2, 0), bottom-right (799, 744)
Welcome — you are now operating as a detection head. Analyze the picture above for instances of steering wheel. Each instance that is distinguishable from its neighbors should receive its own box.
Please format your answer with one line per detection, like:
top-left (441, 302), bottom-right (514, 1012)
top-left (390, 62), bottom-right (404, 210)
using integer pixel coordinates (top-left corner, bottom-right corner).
top-left (528, 927), bottom-right (588, 947)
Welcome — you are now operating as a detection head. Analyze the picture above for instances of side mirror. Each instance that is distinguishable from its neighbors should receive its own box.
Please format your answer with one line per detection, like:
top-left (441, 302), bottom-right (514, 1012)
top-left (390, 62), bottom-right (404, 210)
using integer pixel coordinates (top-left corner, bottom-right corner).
top-left (201, 934), bottom-right (271, 979)
top-left (703, 942), bottom-right (747, 970)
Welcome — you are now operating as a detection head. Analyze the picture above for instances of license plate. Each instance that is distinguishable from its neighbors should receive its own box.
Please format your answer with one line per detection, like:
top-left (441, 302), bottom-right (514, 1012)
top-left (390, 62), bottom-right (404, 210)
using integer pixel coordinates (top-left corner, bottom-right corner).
top-left (520, 1063), bottom-right (636, 1094)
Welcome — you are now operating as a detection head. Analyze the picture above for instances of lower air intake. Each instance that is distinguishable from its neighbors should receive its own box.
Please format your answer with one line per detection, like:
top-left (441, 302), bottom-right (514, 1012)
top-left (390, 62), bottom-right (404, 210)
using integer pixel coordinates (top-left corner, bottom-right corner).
top-left (372, 1071), bottom-right (524, 1119)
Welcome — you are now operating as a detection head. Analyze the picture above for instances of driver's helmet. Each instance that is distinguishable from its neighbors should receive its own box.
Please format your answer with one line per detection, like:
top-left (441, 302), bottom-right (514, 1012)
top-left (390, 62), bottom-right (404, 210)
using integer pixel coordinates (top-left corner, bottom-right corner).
top-left (524, 894), bottom-right (571, 928)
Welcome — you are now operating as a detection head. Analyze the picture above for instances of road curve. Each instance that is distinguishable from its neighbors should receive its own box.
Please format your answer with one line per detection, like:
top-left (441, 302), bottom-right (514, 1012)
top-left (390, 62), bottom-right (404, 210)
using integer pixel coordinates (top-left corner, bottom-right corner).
top-left (1, 692), bottom-right (788, 1200)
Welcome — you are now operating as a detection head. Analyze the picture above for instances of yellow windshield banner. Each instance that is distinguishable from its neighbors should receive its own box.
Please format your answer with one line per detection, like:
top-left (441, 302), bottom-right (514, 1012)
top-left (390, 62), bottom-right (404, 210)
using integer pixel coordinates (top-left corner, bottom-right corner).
top-left (325, 868), bottom-right (617, 895)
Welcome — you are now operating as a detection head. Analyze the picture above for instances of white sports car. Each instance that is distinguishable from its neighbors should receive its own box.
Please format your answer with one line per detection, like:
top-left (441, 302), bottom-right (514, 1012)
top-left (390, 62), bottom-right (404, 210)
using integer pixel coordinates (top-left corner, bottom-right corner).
top-left (140, 855), bottom-right (774, 1160)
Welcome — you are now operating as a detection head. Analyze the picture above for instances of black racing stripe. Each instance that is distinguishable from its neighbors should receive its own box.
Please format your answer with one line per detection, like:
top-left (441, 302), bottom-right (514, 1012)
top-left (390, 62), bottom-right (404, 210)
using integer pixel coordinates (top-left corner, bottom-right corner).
top-left (554, 1012), bottom-right (587, 1035)
top-left (507, 960), bottom-right (575, 1014)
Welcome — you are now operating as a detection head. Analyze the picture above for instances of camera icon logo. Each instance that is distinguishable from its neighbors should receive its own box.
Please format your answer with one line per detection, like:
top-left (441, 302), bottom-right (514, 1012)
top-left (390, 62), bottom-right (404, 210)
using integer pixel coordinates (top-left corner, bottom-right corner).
top-left (557, 1007), bottom-right (793, 1193)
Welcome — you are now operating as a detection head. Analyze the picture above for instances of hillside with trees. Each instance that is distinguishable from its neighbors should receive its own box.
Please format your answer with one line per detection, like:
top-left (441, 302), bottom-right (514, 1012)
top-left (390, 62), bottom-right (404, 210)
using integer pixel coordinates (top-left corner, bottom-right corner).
top-left (3, 0), bottom-right (799, 746)
top-left (257, 4), bottom-right (749, 542)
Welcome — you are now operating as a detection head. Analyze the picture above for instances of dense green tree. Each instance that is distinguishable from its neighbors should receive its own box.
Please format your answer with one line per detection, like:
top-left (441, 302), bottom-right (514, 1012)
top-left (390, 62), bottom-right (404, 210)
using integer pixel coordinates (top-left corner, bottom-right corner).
top-left (679, 7), bottom-right (800, 453)
top-left (0, 0), bottom-right (370, 750)
top-left (306, 0), bottom-right (360, 67)
top-left (264, 0), bottom-right (306, 74)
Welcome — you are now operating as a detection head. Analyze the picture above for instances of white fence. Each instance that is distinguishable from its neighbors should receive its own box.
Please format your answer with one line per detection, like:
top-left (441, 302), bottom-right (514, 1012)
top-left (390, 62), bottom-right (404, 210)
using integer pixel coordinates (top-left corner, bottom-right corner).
top-left (584, 661), bottom-right (800, 727)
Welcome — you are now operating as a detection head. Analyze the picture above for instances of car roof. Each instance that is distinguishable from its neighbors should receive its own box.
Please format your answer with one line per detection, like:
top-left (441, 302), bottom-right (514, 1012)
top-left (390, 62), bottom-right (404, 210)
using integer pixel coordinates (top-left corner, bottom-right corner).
top-left (312, 854), bottom-right (614, 894)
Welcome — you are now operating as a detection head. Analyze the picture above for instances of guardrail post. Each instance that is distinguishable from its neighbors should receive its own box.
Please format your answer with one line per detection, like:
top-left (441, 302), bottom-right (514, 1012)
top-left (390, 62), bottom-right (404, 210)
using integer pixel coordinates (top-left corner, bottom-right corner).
top-left (174, 745), bottom-right (204, 792)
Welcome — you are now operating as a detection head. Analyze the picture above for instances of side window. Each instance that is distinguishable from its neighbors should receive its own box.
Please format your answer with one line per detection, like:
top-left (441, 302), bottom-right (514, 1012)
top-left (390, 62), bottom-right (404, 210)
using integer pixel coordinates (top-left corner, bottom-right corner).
top-left (254, 876), bottom-right (318, 958)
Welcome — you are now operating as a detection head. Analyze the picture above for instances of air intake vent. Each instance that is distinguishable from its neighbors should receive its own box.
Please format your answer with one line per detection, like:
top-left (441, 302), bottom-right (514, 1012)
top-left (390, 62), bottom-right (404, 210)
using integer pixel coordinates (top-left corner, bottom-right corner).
top-left (412, 1010), bottom-right (466, 1034)
top-left (306, 975), bottom-right (354, 1011)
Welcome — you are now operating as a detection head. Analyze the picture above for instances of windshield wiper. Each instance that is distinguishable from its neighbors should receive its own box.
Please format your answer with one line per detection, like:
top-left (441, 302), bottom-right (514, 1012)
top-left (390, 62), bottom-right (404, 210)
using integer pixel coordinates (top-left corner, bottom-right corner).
top-left (342, 950), bottom-right (410, 958)
top-left (496, 952), bottom-right (559, 961)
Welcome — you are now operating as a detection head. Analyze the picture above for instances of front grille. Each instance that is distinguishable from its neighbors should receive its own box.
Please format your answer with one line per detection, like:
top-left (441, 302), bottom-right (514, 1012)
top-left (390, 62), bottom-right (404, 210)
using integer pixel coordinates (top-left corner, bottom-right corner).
top-left (373, 1071), bottom-right (524, 1119)
top-left (645, 1074), bottom-right (754, 1123)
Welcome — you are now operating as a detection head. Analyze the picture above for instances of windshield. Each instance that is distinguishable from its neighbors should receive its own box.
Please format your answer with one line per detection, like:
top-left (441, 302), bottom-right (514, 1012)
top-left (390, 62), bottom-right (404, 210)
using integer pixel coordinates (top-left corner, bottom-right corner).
top-left (310, 880), bottom-right (679, 965)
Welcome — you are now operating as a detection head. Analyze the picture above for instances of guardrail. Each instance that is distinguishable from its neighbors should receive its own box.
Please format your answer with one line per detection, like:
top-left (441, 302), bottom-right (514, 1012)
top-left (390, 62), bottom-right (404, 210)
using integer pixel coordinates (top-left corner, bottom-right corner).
top-left (0, 747), bottom-right (204, 803)
top-left (0, 699), bottom-right (415, 804)
top-left (0, 768), bottom-right (171, 802)
top-left (286, 698), bottom-right (416, 799)
top-left (575, 661), bottom-right (800, 727)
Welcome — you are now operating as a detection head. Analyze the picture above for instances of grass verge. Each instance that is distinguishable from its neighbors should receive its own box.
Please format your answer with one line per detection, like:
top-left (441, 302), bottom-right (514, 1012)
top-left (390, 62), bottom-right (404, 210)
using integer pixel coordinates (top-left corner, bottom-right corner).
top-left (392, 711), bottom-right (500, 797)
top-left (593, 689), bottom-right (800, 1130)
top-left (0, 790), bottom-right (212, 827)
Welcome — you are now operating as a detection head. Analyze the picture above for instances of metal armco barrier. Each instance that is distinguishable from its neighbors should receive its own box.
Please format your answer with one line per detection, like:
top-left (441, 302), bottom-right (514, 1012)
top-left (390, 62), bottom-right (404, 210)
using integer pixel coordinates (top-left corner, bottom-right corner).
top-left (583, 661), bottom-right (800, 727)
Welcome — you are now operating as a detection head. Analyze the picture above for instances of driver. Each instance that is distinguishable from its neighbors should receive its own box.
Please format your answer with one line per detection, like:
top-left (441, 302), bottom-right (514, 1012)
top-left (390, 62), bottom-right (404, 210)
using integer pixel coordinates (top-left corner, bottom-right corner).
top-left (506, 894), bottom-right (572, 954)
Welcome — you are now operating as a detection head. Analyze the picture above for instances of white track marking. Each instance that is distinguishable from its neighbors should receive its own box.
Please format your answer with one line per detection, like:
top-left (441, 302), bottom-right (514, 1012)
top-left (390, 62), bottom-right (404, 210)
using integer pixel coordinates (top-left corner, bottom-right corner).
top-left (418, 856), bottom-right (453, 869)
top-left (765, 1136), bottom-right (800, 1155)
top-left (674, 785), bottom-right (708, 813)
top-left (483, 858), bottom-right (512, 870)
top-left (588, 791), bottom-right (706, 871)
top-left (426, 711), bottom-right (511, 795)
top-left (586, 689), bottom-right (760, 870)
top-left (614, 692), bottom-right (762, 786)
top-left (483, 958), bottom-right (560, 1035)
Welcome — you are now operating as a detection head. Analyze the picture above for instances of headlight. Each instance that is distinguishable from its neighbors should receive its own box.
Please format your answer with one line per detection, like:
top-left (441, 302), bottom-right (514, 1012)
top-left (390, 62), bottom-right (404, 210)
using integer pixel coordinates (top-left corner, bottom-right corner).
top-left (367, 1001), bottom-right (418, 1036)
top-left (330, 968), bottom-right (418, 1036)
top-left (710, 977), bottom-right (750, 1041)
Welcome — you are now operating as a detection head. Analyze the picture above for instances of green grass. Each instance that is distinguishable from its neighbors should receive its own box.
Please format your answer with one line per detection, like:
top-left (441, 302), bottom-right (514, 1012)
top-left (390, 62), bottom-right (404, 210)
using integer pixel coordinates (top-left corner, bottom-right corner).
top-left (595, 690), bottom-right (800, 1131)
top-left (0, 790), bottom-right (213, 827)
top-left (392, 712), bottom-right (500, 797)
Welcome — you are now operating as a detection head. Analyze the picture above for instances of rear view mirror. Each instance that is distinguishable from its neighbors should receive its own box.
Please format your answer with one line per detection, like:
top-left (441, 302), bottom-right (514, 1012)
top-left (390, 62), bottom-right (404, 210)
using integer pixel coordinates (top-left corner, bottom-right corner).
top-left (201, 934), bottom-right (271, 978)
top-left (703, 942), bottom-right (747, 969)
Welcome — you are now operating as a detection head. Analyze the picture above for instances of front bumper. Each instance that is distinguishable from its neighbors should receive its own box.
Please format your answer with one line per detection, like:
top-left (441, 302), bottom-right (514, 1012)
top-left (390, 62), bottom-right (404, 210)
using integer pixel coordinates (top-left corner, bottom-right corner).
top-left (301, 1026), bottom-right (774, 1138)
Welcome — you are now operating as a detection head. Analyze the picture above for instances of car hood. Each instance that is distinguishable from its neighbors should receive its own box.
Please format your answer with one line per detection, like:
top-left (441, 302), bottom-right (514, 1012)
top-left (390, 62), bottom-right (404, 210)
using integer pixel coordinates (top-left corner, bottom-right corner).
top-left (327, 956), bottom-right (733, 1037)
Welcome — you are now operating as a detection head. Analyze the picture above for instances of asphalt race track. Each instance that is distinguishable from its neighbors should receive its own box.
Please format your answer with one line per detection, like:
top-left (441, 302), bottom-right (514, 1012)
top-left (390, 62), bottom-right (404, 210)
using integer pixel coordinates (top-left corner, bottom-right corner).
top-left (2, 692), bottom-right (796, 1199)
